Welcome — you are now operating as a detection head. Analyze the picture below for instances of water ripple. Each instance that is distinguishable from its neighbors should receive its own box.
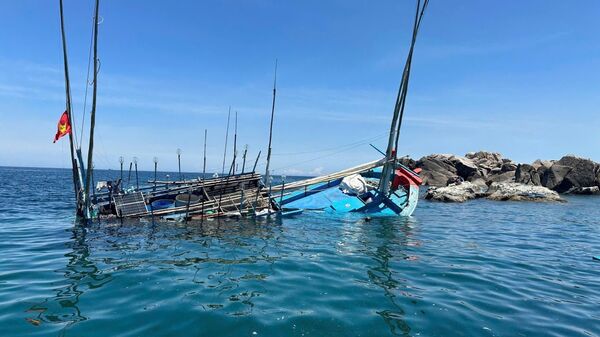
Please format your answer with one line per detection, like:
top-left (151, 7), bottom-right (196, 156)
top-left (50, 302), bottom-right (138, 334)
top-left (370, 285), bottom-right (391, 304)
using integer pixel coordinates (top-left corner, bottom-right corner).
top-left (0, 168), bottom-right (599, 336)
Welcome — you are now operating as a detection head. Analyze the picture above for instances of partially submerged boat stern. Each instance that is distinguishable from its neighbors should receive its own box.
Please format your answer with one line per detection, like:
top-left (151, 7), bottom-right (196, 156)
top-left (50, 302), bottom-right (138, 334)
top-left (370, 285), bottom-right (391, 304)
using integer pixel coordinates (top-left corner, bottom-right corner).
top-left (278, 163), bottom-right (422, 217)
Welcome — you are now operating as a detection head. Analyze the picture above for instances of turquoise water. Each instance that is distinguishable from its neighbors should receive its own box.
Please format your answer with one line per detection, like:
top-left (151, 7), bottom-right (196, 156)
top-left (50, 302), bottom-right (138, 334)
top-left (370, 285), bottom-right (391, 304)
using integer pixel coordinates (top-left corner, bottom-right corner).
top-left (1, 166), bottom-right (599, 337)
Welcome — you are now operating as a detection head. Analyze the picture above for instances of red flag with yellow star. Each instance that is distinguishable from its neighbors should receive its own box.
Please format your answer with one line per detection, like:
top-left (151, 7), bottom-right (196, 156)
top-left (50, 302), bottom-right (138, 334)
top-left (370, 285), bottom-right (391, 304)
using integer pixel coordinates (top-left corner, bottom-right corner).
top-left (53, 111), bottom-right (71, 143)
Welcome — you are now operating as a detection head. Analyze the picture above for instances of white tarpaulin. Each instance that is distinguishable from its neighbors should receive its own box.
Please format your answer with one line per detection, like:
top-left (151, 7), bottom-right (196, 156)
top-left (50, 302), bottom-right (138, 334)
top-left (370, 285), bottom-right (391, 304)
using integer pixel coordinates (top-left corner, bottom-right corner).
top-left (339, 174), bottom-right (368, 196)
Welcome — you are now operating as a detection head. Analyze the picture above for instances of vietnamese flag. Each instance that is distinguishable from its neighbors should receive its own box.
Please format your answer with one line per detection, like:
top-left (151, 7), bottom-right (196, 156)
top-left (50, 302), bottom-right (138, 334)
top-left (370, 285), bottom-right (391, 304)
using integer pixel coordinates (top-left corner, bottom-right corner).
top-left (53, 111), bottom-right (71, 143)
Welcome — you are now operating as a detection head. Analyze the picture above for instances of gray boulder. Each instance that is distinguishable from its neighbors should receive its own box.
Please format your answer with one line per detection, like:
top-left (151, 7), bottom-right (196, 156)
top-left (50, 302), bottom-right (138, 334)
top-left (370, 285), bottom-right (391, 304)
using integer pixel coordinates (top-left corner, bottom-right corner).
top-left (542, 156), bottom-right (597, 193)
top-left (397, 156), bottom-right (417, 170)
top-left (486, 170), bottom-right (516, 183)
top-left (501, 162), bottom-right (518, 172)
top-left (416, 155), bottom-right (458, 187)
top-left (532, 159), bottom-right (554, 171)
top-left (425, 181), bottom-right (487, 203)
top-left (465, 151), bottom-right (504, 171)
top-left (486, 182), bottom-right (564, 202)
top-left (449, 156), bottom-right (478, 179)
top-left (515, 164), bottom-right (541, 185)
top-left (542, 164), bottom-right (571, 191)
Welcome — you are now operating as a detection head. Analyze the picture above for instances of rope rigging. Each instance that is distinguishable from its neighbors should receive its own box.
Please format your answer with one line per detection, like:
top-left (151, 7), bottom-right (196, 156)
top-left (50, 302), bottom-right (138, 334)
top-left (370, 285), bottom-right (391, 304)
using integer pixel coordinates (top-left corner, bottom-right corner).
top-left (79, 11), bottom-right (101, 148)
top-left (271, 131), bottom-right (387, 156)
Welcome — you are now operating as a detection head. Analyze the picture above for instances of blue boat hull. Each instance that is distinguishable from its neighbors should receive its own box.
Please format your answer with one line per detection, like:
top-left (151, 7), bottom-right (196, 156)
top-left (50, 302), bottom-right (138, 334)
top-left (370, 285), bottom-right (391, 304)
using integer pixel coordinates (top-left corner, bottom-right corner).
top-left (280, 181), bottom-right (419, 217)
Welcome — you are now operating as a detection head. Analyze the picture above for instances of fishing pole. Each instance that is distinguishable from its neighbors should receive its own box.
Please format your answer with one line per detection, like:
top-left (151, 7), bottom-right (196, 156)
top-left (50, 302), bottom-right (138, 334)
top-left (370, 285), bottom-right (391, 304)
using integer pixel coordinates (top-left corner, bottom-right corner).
top-left (221, 107), bottom-right (231, 176)
top-left (133, 157), bottom-right (139, 190)
top-left (59, 0), bottom-right (83, 215)
top-left (379, 0), bottom-right (428, 195)
top-left (119, 156), bottom-right (124, 182)
top-left (177, 148), bottom-right (183, 181)
top-left (217, 160), bottom-right (236, 213)
top-left (252, 151), bottom-right (261, 172)
top-left (264, 59), bottom-right (278, 189)
top-left (393, 0), bottom-right (429, 156)
top-left (84, 0), bottom-right (100, 217)
top-left (153, 157), bottom-right (158, 192)
top-left (232, 111), bottom-right (238, 175)
top-left (252, 150), bottom-right (263, 212)
top-left (241, 145), bottom-right (248, 174)
top-left (201, 129), bottom-right (207, 222)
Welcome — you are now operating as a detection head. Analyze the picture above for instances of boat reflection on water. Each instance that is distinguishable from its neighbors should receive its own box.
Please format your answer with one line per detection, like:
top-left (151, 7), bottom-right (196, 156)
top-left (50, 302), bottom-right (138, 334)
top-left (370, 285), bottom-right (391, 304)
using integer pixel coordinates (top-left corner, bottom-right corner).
top-left (368, 218), bottom-right (418, 336)
top-left (24, 211), bottom-right (425, 336)
top-left (25, 217), bottom-right (286, 330)
top-left (25, 225), bottom-right (112, 331)
top-left (336, 215), bottom-right (421, 336)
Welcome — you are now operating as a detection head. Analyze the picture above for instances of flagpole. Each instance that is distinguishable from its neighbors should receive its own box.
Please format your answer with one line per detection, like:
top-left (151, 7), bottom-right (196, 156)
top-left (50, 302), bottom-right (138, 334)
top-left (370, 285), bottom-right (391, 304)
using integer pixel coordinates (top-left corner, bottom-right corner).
top-left (59, 0), bottom-right (84, 216)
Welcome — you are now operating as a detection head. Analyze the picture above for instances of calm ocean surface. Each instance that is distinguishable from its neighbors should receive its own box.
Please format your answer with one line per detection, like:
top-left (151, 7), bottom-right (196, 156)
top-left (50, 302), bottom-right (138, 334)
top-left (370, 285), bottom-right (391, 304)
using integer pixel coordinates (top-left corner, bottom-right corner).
top-left (1, 166), bottom-right (599, 337)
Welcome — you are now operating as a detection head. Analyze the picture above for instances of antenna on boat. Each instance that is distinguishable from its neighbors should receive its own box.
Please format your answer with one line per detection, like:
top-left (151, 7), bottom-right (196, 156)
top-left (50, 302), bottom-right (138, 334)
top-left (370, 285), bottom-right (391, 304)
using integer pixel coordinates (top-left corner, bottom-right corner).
top-left (201, 129), bottom-right (207, 221)
top-left (221, 107), bottom-right (231, 176)
top-left (153, 156), bottom-right (158, 191)
top-left (203, 129), bottom-right (207, 179)
top-left (378, 0), bottom-right (428, 196)
top-left (232, 111), bottom-right (238, 175)
top-left (119, 156), bottom-right (124, 181)
top-left (133, 156), bottom-right (139, 190)
top-left (83, 0), bottom-right (100, 218)
top-left (177, 148), bottom-right (182, 181)
top-left (264, 59), bottom-right (278, 188)
top-left (241, 144), bottom-right (248, 174)
top-left (59, 0), bottom-right (85, 216)
top-left (252, 151), bottom-right (261, 172)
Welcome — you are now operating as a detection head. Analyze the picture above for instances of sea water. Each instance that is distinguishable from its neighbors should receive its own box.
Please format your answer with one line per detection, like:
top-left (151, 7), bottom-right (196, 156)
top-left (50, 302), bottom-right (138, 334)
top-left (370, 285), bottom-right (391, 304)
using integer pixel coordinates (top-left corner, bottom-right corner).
top-left (0, 166), bottom-right (599, 337)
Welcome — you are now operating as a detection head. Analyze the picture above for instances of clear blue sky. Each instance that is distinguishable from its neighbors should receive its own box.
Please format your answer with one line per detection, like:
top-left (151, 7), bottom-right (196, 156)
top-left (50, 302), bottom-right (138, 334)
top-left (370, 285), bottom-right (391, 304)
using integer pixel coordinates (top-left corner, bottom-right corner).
top-left (1, 0), bottom-right (599, 175)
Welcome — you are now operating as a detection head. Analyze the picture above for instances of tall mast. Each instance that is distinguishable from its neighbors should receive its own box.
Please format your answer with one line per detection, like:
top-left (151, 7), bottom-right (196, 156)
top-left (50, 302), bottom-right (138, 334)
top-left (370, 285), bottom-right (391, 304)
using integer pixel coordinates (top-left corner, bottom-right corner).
top-left (232, 111), bottom-right (238, 175)
top-left (84, 0), bottom-right (100, 215)
top-left (59, 0), bottom-right (83, 214)
top-left (203, 129), bottom-right (207, 178)
top-left (394, 0), bottom-right (429, 152)
top-left (201, 129), bottom-right (207, 220)
top-left (378, 0), bottom-right (428, 195)
top-left (221, 107), bottom-right (231, 176)
top-left (264, 59), bottom-right (278, 186)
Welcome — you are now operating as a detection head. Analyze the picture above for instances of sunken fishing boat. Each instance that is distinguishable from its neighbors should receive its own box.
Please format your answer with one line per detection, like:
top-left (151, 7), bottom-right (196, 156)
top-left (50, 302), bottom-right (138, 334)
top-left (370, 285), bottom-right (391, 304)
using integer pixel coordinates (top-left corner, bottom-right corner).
top-left (268, 0), bottom-right (429, 216)
top-left (54, 0), bottom-right (427, 222)
top-left (54, 0), bottom-right (288, 222)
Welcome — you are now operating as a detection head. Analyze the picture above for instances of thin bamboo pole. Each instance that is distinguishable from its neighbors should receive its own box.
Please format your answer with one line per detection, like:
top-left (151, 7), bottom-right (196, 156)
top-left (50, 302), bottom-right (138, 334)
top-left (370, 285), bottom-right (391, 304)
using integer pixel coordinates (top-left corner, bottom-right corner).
top-left (221, 107), bottom-right (231, 176)
top-left (59, 0), bottom-right (83, 215)
top-left (84, 0), bottom-right (100, 218)
top-left (264, 59), bottom-right (278, 187)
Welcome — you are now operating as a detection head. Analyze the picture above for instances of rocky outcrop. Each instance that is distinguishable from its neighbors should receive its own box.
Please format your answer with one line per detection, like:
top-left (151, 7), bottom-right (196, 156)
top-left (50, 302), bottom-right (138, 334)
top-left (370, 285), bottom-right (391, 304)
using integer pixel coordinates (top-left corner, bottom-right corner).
top-left (416, 152), bottom-right (512, 186)
top-left (548, 156), bottom-right (597, 193)
top-left (486, 170), bottom-right (516, 183)
top-left (450, 156), bottom-right (478, 179)
top-left (413, 152), bottom-right (599, 195)
top-left (416, 154), bottom-right (458, 187)
top-left (486, 182), bottom-right (563, 202)
top-left (515, 164), bottom-right (541, 185)
top-left (425, 181), bottom-right (563, 203)
top-left (425, 181), bottom-right (488, 202)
